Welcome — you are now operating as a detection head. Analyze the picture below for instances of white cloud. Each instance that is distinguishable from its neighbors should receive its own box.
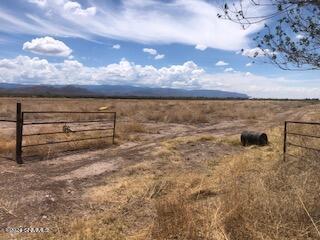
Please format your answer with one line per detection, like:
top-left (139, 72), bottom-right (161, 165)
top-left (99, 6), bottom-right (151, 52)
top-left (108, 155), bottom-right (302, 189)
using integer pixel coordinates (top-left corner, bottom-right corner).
top-left (5, 0), bottom-right (266, 50)
top-left (23, 36), bottom-right (72, 57)
top-left (28, 0), bottom-right (47, 7)
top-left (143, 48), bottom-right (165, 60)
top-left (200, 72), bottom-right (320, 99)
top-left (1, 55), bottom-right (319, 98)
top-left (246, 62), bottom-right (252, 67)
top-left (215, 60), bottom-right (229, 66)
top-left (195, 44), bottom-right (207, 51)
top-left (143, 48), bottom-right (157, 55)
top-left (155, 54), bottom-right (165, 60)
top-left (296, 34), bottom-right (304, 39)
top-left (0, 56), bottom-right (203, 87)
top-left (241, 47), bottom-right (272, 58)
top-left (112, 44), bottom-right (121, 49)
top-left (0, 59), bottom-right (16, 69)
top-left (224, 67), bottom-right (234, 72)
top-left (63, 1), bottom-right (96, 17)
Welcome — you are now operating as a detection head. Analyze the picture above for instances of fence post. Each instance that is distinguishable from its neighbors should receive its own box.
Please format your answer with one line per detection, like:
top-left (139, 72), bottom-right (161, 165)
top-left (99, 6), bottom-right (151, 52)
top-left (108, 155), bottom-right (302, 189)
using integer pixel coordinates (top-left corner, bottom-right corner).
top-left (112, 112), bottom-right (116, 144)
top-left (283, 121), bottom-right (287, 162)
top-left (15, 103), bottom-right (23, 164)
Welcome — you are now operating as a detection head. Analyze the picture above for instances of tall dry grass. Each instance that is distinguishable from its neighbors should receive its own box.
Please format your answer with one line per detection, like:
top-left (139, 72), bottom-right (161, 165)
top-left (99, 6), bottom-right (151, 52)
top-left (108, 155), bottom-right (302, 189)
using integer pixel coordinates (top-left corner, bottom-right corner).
top-left (148, 126), bottom-right (320, 240)
top-left (0, 138), bottom-right (15, 156)
top-left (0, 98), bottom-right (317, 124)
top-left (26, 126), bottom-right (320, 240)
top-left (3, 98), bottom-right (310, 159)
top-left (0, 124), bottom-right (15, 159)
top-left (150, 192), bottom-right (227, 240)
top-left (214, 127), bottom-right (320, 239)
top-left (1, 98), bottom-right (320, 239)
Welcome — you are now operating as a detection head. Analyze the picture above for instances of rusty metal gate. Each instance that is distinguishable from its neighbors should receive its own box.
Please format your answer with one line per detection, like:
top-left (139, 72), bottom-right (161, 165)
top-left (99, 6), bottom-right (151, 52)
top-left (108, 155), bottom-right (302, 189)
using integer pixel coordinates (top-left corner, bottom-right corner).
top-left (283, 120), bottom-right (320, 161)
top-left (15, 103), bottom-right (116, 164)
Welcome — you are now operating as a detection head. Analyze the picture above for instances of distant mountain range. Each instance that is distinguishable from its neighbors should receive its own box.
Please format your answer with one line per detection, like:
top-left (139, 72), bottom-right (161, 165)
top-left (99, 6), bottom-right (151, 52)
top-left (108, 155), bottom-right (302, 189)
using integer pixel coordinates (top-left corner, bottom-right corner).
top-left (0, 83), bottom-right (249, 99)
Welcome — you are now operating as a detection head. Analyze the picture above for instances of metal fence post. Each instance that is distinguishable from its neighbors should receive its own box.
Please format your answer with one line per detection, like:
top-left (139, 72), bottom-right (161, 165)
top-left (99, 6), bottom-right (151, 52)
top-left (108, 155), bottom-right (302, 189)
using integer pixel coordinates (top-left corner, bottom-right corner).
top-left (112, 112), bottom-right (116, 144)
top-left (283, 121), bottom-right (287, 162)
top-left (15, 103), bottom-right (23, 164)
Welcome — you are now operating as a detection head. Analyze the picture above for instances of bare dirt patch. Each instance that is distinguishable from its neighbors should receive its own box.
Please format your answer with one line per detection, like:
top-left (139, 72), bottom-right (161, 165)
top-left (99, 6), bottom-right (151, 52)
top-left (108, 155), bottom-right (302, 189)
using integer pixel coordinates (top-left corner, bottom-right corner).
top-left (52, 161), bottom-right (119, 181)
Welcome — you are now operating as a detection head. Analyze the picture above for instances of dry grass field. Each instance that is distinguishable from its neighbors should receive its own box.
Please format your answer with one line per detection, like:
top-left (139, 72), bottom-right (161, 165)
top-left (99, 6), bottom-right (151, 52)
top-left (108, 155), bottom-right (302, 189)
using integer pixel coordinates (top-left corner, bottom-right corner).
top-left (0, 97), bottom-right (320, 240)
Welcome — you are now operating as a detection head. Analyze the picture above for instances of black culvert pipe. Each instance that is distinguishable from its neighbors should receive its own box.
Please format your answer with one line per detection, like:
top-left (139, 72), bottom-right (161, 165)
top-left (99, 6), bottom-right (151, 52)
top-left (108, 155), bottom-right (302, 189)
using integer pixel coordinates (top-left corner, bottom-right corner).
top-left (241, 131), bottom-right (268, 146)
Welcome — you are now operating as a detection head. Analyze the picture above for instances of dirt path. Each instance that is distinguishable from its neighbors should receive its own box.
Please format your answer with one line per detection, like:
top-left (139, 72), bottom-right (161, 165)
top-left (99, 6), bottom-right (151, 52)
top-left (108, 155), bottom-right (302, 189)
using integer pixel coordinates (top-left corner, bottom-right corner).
top-left (0, 121), bottom-right (244, 228)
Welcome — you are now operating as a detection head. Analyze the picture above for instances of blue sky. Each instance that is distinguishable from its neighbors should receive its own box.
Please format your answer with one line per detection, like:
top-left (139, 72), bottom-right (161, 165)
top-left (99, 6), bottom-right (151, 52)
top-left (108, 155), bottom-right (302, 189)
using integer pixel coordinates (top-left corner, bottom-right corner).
top-left (0, 0), bottom-right (319, 98)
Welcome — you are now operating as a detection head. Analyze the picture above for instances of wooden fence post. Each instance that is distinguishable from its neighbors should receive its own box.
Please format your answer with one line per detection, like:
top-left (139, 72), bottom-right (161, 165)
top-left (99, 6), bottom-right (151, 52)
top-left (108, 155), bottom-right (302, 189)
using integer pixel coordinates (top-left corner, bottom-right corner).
top-left (283, 121), bottom-right (287, 162)
top-left (112, 112), bottom-right (116, 144)
top-left (15, 102), bottom-right (23, 164)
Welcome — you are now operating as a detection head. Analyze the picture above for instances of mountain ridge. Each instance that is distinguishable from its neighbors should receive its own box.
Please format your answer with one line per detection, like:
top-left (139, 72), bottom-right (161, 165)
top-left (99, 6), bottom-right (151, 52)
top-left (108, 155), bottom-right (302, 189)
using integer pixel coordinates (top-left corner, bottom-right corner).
top-left (0, 83), bottom-right (249, 99)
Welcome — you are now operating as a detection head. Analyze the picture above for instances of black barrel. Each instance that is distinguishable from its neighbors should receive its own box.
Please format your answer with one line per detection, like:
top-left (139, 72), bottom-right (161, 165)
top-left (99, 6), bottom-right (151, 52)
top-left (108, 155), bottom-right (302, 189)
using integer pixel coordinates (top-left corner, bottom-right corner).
top-left (241, 131), bottom-right (268, 146)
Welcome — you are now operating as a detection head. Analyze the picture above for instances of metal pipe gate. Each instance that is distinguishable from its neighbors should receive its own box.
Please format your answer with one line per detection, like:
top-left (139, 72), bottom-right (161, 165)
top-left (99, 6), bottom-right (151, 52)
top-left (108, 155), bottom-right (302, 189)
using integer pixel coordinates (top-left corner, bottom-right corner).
top-left (14, 103), bottom-right (116, 164)
top-left (283, 120), bottom-right (320, 161)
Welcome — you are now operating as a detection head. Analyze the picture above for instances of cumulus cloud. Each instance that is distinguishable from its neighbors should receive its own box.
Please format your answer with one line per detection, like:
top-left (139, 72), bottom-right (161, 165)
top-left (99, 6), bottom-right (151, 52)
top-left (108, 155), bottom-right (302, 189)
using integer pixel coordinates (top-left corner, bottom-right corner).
top-left (143, 48), bottom-right (157, 55)
top-left (0, 55), bottom-right (318, 98)
top-left (23, 36), bottom-right (72, 57)
top-left (112, 44), bottom-right (121, 49)
top-left (215, 60), bottom-right (229, 66)
top-left (63, 1), bottom-right (96, 17)
top-left (1, 0), bottom-right (266, 50)
top-left (246, 62), bottom-right (253, 67)
top-left (0, 59), bottom-right (16, 69)
top-left (224, 67), bottom-right (234, 72)
top-left (195, 44), bottom-right (207, 51)
top-left (143, 48), bottom-right (165, 60)
top-left (154, 54), bottom-right (165, 60)
top-left (0, 56), bottom-right (203, 87)
top-left (241, 47), bottom-right (273, 58)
